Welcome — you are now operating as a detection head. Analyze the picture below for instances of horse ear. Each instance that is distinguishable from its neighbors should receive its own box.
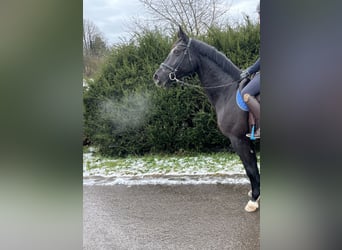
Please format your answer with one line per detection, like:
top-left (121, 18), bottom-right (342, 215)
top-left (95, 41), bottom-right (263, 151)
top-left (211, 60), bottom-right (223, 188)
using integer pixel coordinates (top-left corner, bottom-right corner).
top-left (178, 25), bottom-right (189, 42)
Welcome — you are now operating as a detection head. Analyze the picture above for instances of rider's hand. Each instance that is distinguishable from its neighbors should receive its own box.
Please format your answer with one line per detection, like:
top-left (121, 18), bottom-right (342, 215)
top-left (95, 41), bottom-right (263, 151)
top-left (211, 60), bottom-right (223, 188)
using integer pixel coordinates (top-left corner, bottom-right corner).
top-left (240, 70), bottom-right (250, 79)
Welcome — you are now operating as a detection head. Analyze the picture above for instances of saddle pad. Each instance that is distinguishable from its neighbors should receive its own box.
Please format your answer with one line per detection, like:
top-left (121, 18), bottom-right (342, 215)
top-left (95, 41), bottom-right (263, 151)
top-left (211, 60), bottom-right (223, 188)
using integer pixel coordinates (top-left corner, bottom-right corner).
top-left (236, 90), bottom-right (249, 111)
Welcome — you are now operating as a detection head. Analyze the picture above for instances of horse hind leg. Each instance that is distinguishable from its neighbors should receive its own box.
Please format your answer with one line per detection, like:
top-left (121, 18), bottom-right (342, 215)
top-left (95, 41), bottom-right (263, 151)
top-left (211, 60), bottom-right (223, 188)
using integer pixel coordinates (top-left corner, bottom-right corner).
top-left (230, 136), bottom-right (260, 212)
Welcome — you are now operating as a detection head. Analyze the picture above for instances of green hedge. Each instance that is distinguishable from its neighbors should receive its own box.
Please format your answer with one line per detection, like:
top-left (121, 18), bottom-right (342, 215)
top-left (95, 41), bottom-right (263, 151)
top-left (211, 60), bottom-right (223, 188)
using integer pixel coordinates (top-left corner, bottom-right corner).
top-left (84, 22), bottom-right (259, 156)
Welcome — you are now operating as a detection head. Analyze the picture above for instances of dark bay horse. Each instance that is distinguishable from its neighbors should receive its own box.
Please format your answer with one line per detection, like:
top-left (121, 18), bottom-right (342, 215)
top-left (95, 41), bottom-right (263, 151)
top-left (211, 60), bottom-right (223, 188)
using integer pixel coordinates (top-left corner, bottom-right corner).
top-left (153, 27), bottom-right (260, 212)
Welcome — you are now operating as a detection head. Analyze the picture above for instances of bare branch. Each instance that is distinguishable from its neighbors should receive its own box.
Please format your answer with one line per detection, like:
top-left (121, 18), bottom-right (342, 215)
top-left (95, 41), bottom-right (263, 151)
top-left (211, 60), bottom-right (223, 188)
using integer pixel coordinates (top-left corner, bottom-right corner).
top-left (138, 0), bottom-right (231, 36)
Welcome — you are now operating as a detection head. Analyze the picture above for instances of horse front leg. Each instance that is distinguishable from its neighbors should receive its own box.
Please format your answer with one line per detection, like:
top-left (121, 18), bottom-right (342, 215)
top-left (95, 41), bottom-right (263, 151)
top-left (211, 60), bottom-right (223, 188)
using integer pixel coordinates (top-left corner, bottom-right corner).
top-left (230, 136), bottom-right (260, 212)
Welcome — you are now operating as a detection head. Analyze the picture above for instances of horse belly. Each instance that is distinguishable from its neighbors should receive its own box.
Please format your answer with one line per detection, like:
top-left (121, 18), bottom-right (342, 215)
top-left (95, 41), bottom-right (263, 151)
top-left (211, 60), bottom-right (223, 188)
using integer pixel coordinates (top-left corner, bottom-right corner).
top-left (217, 116), bottom-right (234, 137)
top-left (217, 110), bottom-right (248, 138)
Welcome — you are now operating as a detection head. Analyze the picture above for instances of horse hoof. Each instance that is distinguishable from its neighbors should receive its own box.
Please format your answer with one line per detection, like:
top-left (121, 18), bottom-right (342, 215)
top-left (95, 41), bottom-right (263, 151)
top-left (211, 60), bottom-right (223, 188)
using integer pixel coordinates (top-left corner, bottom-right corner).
top-left (244, 200), bottom-right (259, 212)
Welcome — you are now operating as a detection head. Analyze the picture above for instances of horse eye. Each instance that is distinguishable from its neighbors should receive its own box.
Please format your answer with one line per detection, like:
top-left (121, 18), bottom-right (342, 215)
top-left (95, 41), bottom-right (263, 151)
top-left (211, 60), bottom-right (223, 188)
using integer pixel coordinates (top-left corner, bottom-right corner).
top-left (173, 49), bottom-right (181, 55)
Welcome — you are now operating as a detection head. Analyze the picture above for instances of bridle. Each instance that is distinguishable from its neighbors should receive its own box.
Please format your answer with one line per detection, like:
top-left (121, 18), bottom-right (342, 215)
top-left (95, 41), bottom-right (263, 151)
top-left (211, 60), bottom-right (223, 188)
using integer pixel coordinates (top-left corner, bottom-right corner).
top-left (161, 38), bottom-right (193, 82)
top-left (160, 38), bottom-right (242, 89)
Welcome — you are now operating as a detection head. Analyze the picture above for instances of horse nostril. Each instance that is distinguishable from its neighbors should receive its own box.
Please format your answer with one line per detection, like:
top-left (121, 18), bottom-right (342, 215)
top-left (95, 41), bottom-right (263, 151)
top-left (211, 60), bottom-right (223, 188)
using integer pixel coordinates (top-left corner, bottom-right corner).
top-left (153, 73), bottom-right (159, 81)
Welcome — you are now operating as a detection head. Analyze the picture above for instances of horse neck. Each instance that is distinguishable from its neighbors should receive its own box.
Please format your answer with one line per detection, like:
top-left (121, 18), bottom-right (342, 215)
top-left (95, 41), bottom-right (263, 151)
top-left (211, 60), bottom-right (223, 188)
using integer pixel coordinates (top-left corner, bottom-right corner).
top-left (196, 55), bottom-right (240, 107)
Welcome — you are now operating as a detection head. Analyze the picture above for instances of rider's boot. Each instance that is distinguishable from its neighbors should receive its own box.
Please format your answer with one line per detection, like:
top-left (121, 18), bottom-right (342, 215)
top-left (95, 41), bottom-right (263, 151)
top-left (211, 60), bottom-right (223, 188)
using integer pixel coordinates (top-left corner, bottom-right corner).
top-left (244, 94), bottom-right (260, 139)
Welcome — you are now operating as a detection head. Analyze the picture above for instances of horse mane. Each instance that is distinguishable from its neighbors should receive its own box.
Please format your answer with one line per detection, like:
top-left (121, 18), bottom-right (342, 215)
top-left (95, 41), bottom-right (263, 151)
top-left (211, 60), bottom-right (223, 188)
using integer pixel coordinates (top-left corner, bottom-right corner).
top-left (191, 39), bottom-right (241, 79)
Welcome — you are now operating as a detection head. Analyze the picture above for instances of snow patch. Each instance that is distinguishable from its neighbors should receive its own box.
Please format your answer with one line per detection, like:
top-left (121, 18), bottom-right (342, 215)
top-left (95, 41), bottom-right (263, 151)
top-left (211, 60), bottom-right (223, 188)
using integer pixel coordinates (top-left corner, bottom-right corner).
top-left (83, 147), bottom-right (259, 186)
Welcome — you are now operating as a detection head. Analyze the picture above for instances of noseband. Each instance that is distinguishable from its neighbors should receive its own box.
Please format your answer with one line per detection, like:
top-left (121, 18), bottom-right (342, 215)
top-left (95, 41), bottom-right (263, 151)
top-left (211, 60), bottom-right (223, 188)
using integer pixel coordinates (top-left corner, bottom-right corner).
top-left (161, 38), bottom-right (192, 81)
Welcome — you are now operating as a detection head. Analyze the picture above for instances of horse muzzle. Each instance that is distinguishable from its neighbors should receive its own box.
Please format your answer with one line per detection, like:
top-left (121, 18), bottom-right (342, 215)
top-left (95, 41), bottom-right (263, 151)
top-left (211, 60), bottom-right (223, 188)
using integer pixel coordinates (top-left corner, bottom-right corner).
top-left (153, 68), bottom-right (170, 88)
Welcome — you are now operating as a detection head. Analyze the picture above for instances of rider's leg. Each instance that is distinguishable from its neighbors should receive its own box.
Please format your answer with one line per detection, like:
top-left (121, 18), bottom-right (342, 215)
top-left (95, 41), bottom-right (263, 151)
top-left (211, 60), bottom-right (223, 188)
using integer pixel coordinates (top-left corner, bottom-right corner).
top-left (241, 73), bottom-right (260, 139)
top-left (244, 94), bottom-right (260, 138)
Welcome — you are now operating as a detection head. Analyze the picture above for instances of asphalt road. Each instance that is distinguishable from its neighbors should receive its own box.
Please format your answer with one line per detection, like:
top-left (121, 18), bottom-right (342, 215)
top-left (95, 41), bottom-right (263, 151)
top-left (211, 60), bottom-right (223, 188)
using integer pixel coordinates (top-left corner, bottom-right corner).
top-left (83, 184), bottom-right (260, 250)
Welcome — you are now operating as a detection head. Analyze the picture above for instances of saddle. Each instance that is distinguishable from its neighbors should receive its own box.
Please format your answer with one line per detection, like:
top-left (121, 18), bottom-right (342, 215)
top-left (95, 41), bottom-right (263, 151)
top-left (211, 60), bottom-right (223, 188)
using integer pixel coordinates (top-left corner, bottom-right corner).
top-left (238, 76), bottom-right (260, 134)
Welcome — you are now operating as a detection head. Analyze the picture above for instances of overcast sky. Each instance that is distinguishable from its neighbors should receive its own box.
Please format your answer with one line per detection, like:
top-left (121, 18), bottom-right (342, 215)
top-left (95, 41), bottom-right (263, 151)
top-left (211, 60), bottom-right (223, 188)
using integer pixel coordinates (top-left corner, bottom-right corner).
top-left (83, 0), bottom-right (259, 45)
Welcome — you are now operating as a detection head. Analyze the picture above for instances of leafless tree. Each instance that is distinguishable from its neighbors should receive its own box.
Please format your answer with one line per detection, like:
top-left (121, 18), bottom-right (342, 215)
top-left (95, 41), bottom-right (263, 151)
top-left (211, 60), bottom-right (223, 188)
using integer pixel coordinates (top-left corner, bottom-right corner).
top-left (83, 19), bottom-right (97, 55)
top-left (83, 19), bottom-right (108, 56)
top-left (83, 19), bottom-right (108, 77)
top-left (138, 0), bottom-right (232, 36)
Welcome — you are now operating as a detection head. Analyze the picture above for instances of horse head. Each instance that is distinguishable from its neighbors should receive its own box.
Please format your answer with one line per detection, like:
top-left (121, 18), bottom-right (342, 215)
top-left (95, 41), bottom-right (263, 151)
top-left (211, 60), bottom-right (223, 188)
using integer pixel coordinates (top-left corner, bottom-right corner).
top-left (153, 26), bottom-right (195, 88)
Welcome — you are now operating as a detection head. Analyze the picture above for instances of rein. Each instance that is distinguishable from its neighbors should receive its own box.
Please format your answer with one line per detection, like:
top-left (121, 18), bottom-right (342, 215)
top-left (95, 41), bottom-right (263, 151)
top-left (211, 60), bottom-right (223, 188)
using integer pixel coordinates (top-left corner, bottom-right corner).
top-left (171, 74), bottom-right (241, 90)
top-left (181, 78), bottom-right (241, 89)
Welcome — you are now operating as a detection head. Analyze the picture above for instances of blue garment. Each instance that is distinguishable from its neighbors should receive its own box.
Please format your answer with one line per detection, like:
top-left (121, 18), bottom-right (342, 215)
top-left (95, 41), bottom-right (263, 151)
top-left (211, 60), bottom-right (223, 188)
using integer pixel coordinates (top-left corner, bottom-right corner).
top-left (236, 90), bottom-right (249, 111)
